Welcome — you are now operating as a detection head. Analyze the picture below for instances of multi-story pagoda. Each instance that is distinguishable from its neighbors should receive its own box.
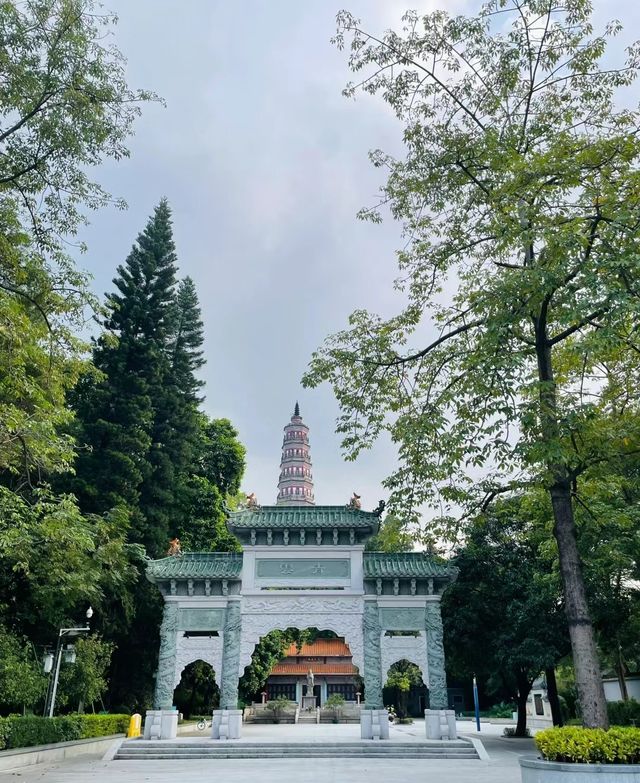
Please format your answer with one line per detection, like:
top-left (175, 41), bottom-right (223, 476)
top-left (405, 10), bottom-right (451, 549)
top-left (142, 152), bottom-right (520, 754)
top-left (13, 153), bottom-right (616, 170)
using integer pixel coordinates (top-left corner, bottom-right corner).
top-left (276, 402), bottom-right (314, 505)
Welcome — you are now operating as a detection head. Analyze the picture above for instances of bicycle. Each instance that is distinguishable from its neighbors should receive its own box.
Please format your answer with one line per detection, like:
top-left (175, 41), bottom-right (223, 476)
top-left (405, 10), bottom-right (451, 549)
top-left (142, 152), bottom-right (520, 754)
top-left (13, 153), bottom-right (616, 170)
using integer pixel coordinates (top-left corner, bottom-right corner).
top-left (196, 718), bottom-right (211, 731)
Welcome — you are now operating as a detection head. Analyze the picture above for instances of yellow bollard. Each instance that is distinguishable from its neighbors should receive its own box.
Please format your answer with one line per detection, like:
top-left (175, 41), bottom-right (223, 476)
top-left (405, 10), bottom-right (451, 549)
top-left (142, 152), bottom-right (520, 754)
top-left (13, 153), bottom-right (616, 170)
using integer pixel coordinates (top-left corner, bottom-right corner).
top-left (127, 713), bottom-right (142, 738)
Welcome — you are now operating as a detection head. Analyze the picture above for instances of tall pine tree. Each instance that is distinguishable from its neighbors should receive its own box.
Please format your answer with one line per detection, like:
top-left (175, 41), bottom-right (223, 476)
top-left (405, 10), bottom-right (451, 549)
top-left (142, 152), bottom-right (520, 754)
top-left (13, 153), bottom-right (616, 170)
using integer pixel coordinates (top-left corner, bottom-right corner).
top-left (72, 199), bottom-right (178, 556)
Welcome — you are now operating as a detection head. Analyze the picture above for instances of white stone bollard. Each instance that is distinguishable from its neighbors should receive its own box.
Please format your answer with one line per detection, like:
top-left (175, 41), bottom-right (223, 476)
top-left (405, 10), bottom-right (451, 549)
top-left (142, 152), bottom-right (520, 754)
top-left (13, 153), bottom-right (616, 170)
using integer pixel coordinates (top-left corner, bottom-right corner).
top-left (212, 709), bottom-right (242, 740)
top-left (360, 709), bottom-right (390, 740)
top-left (144, 709), bottom-right (178, 740)
top-left (425, 709), bottom-right (457, 740)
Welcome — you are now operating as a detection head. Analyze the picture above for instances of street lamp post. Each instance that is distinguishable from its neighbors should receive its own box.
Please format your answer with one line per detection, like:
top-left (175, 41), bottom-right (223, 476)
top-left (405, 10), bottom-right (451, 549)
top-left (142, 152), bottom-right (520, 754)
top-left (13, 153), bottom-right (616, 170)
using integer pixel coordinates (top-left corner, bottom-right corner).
top-left (43, 607), bottom-right (93, 718)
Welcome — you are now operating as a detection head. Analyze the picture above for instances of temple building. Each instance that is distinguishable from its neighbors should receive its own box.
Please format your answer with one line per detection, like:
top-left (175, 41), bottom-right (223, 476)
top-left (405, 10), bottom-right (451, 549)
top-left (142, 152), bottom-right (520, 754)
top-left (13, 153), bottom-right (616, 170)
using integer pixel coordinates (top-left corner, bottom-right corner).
top-left (265, 638), bottom-right (359, 705)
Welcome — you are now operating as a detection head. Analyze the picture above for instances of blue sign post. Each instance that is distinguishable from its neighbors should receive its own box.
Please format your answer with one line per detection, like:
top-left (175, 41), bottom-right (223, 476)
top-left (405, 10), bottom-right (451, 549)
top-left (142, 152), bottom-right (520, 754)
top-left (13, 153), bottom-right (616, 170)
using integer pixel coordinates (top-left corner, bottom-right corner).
top-left (473, 675), bottom-right (481, 732)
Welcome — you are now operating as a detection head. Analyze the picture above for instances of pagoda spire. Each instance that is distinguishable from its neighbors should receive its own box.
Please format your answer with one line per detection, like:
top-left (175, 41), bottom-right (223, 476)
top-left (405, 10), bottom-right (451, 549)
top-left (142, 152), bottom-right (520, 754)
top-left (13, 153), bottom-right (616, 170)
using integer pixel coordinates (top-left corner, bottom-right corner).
top-left (276, 403), bottom-right (315, 506)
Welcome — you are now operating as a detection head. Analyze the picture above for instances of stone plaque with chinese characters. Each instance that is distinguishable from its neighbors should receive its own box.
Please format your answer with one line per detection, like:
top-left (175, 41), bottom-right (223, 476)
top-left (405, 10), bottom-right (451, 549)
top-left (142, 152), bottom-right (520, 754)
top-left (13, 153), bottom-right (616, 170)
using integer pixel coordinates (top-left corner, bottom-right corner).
top-left (378, 607), bottom-right (424, 631)
top-left (177, 608), bottom-right (224, 631)
top-left (255, 559), bottom-right (351, 579)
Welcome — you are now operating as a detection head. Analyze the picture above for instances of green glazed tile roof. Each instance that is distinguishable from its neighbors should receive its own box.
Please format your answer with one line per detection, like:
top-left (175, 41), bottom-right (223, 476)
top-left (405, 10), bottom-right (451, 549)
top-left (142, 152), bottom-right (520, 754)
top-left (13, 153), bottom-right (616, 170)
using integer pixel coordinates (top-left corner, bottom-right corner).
top-left (363, 552), bottom-right (457, 579)
top-left (145, 552), bottom-right (243, 580)
top-left (227, 505), bottom-right (379, 530)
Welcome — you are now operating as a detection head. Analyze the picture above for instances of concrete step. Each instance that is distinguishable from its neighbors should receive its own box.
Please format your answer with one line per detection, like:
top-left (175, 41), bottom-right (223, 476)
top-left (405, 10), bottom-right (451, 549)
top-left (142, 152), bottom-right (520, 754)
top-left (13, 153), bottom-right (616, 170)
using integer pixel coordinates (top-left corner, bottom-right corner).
top-left (114, 740), bottom-right (479, 761)
top-left (116, 753), bottom-right (478, 760)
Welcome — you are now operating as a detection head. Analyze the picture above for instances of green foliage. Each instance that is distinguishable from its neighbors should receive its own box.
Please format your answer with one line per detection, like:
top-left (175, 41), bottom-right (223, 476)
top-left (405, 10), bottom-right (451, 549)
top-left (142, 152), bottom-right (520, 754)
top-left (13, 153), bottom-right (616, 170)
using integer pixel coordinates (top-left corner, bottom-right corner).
top-left (385, 660), bottom-right (423, 719)
top-left (0, 214), bottom-right (92, 484)
top-left (0, 627), bottom-right (46, 712)
top-left (173, 415), bottom-right (245, 552)
top-left (325, 693), bottom-right (345, 709)
top-left (305, 0), bottom-right (640, 727)
top-left (173, 660), bottom-right (219, 718)
top-left (72, 199), bottom-right (179, 556)
top-left (0, 714), bottom-right (129, 750)
top-left (365, 515), bottom-right (414, 553)
top-left (239, 630), bottom-right (292, 704)
top-left (57, 636), bottom-right (114, 710)
top-left (265, 695), bottom-right (291, 723)
top-left (443, 499), bottom-right (568, 713)
top-left (536, 726), bottom-right (640, 764)
top-left (0, 0), bottom-right (155, 249)
top-left (239, 628), bottom-right (320, 704)
top-left (0, 487), bottom-right (140, 639)
top-left (489, 702), bottom-right (517, 719)
top-left (607, 700), bottom-right (640, 728)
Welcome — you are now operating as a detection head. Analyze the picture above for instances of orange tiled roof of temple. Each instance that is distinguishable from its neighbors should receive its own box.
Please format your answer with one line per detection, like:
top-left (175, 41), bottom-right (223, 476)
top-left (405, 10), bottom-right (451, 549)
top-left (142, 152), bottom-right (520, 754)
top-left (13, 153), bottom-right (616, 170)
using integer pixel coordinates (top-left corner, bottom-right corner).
top-left (283, 639), bottom-right (352, 657)
top-left (270, 663), bottom-right (358, 676)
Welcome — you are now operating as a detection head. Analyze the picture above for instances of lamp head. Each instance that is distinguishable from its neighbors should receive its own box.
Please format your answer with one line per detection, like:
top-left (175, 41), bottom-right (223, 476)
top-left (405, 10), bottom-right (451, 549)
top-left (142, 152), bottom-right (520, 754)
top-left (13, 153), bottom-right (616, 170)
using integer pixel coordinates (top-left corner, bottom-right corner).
top-left (85, 606), bottom-right (94, 620)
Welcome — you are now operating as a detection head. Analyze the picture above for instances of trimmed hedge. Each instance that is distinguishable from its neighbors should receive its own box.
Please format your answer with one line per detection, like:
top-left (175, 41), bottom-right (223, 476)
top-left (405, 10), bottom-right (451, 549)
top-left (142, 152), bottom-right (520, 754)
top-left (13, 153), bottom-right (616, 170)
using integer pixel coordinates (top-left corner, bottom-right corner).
top-left (0, 714), bottom-right (130, 751)
top-left (608, 699), bottom-right (640, 727)
top-left (536, 726), bottom-right (640, 764)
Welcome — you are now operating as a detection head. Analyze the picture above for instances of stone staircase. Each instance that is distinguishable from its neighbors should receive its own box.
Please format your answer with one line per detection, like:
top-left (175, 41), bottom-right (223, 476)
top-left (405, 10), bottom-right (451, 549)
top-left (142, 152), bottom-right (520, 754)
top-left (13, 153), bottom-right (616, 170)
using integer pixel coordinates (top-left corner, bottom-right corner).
top-left (296, 709), bottom-right (319, 724)
top-left (114, 739), bottom-right (480, 760)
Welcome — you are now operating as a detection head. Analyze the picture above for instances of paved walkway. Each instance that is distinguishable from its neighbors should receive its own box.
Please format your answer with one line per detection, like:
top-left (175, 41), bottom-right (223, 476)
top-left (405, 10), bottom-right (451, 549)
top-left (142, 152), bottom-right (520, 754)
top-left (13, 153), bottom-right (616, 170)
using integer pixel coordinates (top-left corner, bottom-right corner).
top-left (0, 721), bottom-right (536, 783)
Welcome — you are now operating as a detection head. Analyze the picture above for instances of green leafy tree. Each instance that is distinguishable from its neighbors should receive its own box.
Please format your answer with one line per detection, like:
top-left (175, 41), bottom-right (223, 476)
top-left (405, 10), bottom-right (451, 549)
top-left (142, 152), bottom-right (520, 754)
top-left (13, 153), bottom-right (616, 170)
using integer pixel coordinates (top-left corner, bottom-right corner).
top-left (0, 486), bottom-right (140, 643)
top-left (173, 660), bottom-right (219, 718)
top-left (57, 636), bottom-right (114, 712)
top-left (365, 514), bottom-right (414, 553)
top-left (305, 0), bottom-right (640, 727)
top-left (0, 0), bottom-right (155, 250)
top-left (174, 414), bottom-right (245, 551)
top-left (0, 627), bottom-right (47, 714)
top-left (443, 498), bottom-right (569, 735)
top-left (0, 206), bottom-right (92, 487)
top-left (385, 660), bottom-right (422, 719)
top-left (72, 200), bottom-right (178, 556)
top-left (197, 418), bottom-right (246, 497)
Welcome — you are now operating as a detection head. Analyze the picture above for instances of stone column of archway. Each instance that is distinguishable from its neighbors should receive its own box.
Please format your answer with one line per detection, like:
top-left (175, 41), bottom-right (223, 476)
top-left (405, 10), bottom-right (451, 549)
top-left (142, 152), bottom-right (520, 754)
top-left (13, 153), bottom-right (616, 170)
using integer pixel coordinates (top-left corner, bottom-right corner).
top-left (153, 602), bottom-right (179, 709)
top-left (425, 597), bottom-right (448, 709)
top-left (362, 600), bottom-right (384, 708)
top-left (220, 598), bottom-right (242, 709)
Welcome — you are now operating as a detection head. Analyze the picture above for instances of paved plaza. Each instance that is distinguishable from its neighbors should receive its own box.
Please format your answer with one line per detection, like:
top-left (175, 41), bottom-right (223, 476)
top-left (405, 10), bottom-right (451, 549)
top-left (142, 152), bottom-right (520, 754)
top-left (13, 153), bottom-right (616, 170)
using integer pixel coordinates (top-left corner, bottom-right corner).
top-left (0, 721), bottom-right (536, 783)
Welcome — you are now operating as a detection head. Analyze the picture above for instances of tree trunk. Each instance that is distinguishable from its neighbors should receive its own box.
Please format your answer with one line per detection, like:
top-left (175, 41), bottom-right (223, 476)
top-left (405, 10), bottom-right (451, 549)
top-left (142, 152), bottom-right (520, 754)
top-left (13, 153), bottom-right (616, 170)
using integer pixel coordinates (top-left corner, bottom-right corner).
top-left (550, 481), bottom-right (608, 727)
top-left (545, 667), bottom-right (563, 727)
top-left (616, 645), bottom-right (629, 702)
top-left (535, 315), bottom-right (608, 729)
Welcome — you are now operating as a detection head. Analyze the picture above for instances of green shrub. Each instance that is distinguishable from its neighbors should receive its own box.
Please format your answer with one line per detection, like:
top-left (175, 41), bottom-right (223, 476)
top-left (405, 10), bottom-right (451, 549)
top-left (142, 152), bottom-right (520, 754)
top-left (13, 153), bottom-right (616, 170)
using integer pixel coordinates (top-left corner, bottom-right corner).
top-left (536, 726), bottom-right (640, 764)
top-left (608, 700), bottom-right (640, 727)
top-left (75, 714), bottom-right (129, 738)
top-left (0, 714), bottom-right (130, 750)
top-left (489, 702), bottom-right (516, 719)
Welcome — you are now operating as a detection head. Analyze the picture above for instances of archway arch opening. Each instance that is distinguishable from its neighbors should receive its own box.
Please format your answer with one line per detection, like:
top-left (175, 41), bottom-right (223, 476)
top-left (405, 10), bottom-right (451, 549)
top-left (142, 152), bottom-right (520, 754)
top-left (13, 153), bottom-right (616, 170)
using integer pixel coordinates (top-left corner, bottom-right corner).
top-left (173, 660), bottom-right (219, 719)
top-left (384, 659), bottom-right (427, 720)
top-left (239, 627), bottom-right (362, 715)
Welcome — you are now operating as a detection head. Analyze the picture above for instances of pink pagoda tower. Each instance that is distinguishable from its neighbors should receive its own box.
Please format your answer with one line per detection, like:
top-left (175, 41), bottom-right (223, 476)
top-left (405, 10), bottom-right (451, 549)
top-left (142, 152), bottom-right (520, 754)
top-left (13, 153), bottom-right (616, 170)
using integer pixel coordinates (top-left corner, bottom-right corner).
top-left (276, 402), bottom-right (315, 505)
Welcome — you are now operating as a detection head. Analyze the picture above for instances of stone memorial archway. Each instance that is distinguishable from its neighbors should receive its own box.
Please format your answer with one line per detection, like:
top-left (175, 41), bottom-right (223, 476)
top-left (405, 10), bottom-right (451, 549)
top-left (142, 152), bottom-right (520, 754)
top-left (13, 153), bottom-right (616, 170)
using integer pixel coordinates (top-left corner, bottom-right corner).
top-left (144, 503), bottom-right (457, 740)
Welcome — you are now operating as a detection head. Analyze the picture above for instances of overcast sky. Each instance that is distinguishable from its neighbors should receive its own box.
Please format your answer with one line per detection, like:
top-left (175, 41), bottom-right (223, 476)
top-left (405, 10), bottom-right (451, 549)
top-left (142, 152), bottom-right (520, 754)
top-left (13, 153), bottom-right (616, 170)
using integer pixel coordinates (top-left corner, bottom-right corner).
top-left (75, 0), bottom-right (639, 514)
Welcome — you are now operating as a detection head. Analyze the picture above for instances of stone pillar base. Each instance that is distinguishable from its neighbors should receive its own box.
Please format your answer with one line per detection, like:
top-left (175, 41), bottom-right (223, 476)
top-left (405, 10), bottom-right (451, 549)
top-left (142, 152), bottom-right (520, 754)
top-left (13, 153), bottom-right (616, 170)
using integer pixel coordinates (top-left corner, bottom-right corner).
top-left (360, 709), bottom-right (390, 740)
top-left (144, 709), bottom-right (178, 740)
top-left (425, 709), bottom-right (457, 740)
top-left (212, 709), bottom-right (242, 740)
